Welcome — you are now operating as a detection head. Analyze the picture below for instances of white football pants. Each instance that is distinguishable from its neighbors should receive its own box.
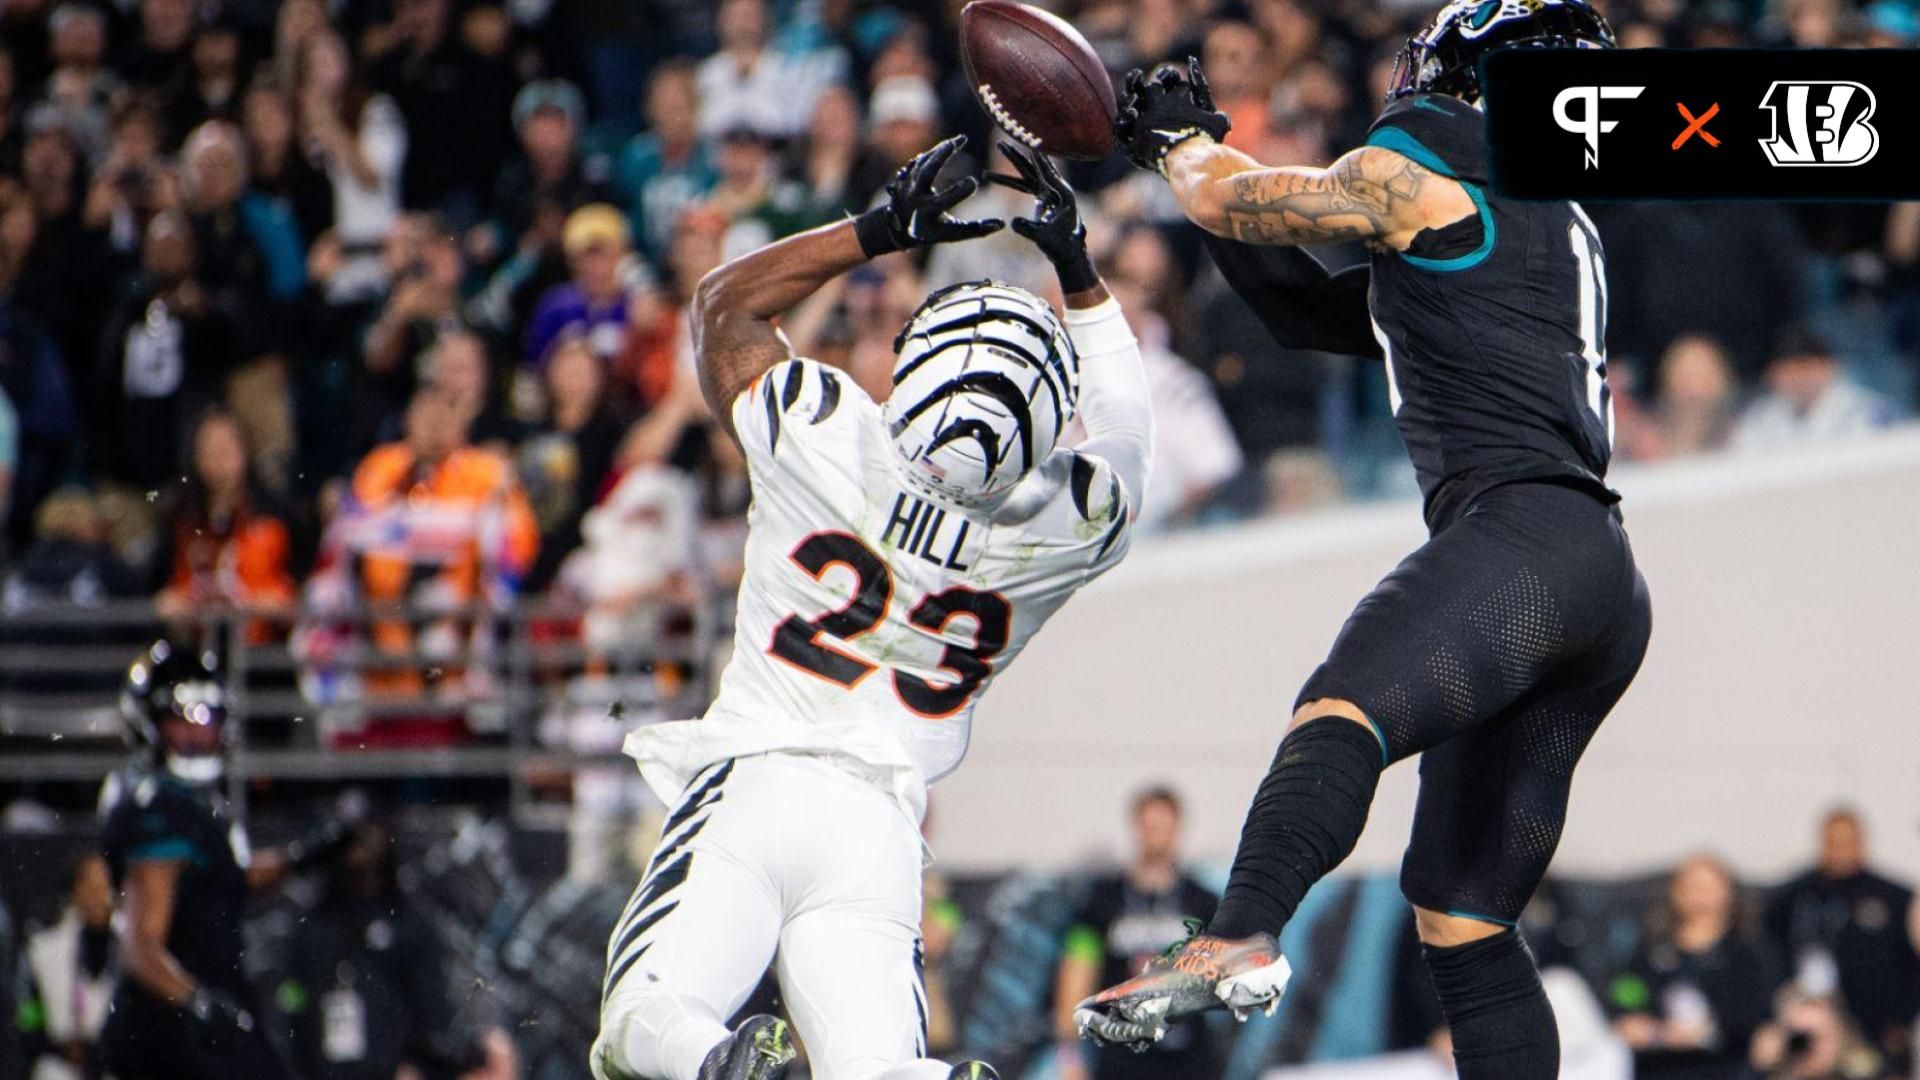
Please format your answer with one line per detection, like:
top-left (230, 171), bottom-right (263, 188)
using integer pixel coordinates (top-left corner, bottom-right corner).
top-left (593, 753), bottom-right (951, 1080)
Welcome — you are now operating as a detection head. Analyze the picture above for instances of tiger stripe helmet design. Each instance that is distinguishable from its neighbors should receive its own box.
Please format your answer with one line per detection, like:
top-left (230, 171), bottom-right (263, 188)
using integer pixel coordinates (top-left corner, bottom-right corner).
top-left (885, 280), bottom-right (1079, 506)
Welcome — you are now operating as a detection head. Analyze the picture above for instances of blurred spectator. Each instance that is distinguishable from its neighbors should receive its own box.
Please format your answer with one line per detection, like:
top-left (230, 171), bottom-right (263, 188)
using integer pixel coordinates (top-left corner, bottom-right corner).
top-left (695, 0), bottom-right (840, 141)
top-left (363, 0), bottom-right (507, 215)
top-left (480, 80), bottom-right (609, 269)
top-left (1203, 20), bottom-right (1276, 154)
top-left (520, 336), bottom-right (627, 592)
top-left (1657, 335), bottom-right (1742, 458)
top-left (1098, 237), bottom-right (1243, 531)
top-left (1766, 809), bottom-right (1920, 1065)
top-left (1608, 854), bottom-right (1786, 1080)
top-left (425, 328), bottom-right (522, 452)
top-left (616, 206), bottom-right (720, 409)
top-left (1, 487), bottom-right (144, 610)
top-left (171, 17), bottom-right (246, 143)
top-left (1594, 201), bottom-right (1807, 379)
top-left (617, 60), bottom-right (715, 260)
top-left (153, 408), bottom-right (297, 638)
top-left (706, 126), bottom-right (814, 255)
top-left (17, 853), bottom-right (118, 1080)
top-left (281, 821), bottom-right (496, 1079)
top-left (850, 75), bottom-right (944, 210)
top-left (1053, 787), bottom-right (1220, 1080)
top-left (333, 386), bottom-right (536, 698)
top-left (299, 31), bottom-right (405, 303)
top-left (0, 189), bottom-right (80, 546)
top-left (122, 0), bottom-right (196, 95)
top-left (1733, 329), bottom-right (1894, 452)
top-left (98, 209), bottom-right (254, 491)
top-left (525, 203), bottom-right (644, 368)
top-left (792, 83), bottom-right (869, 223)
top-left (181, 121), bottom-right (273, 308)
top-left (241, 75), bottom-right (333, 253)
top-left (1752, 987), bottom-right (1892, 1080)
top-left (363, 212), bottom-right (464, 438)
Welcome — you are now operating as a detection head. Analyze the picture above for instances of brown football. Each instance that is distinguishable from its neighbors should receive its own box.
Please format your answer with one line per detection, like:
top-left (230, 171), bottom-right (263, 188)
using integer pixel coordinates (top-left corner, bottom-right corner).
top-left (959, 0), bottom-right (1118, 161)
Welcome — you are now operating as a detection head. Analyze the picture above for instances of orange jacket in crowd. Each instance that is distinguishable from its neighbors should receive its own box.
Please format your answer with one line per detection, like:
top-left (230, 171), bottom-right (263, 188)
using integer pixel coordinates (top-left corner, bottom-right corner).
top-left (161, 505), bottom-right (299, 643)
top-left (346, 444), bottom-right (539, 701)
top-left (349, 443), bottom-right (540, 608)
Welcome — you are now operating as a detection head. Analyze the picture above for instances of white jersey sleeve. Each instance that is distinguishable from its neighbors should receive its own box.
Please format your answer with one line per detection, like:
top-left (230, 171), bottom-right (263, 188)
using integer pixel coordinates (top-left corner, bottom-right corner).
top-left (1062, 297), bottom-right (1152, 529)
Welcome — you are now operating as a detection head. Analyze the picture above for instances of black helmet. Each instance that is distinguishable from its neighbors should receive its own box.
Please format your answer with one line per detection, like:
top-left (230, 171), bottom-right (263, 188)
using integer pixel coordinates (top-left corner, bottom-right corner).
top-left (1388, 0), bottom-right (1617, 103)
top-left (122, 640), bottom-right (230, 783)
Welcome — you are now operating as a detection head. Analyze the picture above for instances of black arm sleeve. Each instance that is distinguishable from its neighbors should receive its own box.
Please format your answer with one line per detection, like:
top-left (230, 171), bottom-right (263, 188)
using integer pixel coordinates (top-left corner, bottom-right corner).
top-left (1200, 233), bottom-right (1382, 359)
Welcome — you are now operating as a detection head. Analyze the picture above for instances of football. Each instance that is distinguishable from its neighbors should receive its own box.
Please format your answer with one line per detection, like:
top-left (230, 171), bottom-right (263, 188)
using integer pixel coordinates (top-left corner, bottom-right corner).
top-left (959, 0), bottom-right (1118, 161)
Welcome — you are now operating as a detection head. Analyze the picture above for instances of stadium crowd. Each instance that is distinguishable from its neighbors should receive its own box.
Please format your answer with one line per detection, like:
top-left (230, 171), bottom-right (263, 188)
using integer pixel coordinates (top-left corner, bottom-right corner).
top-left (1, 0), bottom-right (1917, 627)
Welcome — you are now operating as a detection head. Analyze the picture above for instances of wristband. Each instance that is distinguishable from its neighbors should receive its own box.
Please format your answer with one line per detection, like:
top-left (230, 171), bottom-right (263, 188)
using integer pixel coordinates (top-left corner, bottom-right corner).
top-left (854, 209), bottom-right (904, 258)
top-left (1052, 248), bottom-right (1099, 295)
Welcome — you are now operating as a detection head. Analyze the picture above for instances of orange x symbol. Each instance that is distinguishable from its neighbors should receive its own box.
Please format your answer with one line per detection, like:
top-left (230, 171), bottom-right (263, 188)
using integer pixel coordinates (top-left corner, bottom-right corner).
top-left (1673, 102), bottom-right (1721, 149)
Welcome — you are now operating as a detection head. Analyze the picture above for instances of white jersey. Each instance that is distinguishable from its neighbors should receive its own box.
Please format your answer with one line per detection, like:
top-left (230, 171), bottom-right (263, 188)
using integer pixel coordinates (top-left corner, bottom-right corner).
top-left (626, 299), bottom-right (1150, 823)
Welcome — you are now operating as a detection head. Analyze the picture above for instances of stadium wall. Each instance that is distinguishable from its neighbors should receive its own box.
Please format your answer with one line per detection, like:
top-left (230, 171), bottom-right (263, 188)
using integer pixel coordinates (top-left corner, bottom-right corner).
top-left (945, 426), bottom-right (1920, 880)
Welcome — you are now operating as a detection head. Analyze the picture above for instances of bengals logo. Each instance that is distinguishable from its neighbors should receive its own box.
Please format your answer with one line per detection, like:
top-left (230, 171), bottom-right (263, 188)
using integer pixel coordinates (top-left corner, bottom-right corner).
top-left (1758, 81), bottom-right (1880, 167)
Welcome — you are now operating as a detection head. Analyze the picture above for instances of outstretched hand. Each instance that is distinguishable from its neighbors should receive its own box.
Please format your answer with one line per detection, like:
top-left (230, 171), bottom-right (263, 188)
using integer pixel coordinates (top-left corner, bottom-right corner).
top-left (856, 135), bottom-right (1004, 256)
top-left (987, 141), bottom-right (1099, 295)
top-left (1116, 57), bottom-right (1233, 175)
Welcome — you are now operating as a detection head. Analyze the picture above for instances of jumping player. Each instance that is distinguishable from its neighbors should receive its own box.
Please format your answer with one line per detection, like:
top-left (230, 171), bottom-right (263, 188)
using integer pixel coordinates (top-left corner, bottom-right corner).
top-left (1073, 3), bottom-right (1653, 1076)
top-left (592, 137), bottom-right (1152, 1080)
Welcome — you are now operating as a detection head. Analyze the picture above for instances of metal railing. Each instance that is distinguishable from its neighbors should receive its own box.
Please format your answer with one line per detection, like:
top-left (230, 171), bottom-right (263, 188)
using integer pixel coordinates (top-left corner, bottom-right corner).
top-left (0, 592), bottom-right (728, 820)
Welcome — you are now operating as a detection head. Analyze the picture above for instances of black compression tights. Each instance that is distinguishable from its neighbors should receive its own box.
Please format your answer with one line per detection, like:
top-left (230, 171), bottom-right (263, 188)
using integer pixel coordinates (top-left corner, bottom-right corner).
top-left (1207, 716), bottom-right (1384, 939)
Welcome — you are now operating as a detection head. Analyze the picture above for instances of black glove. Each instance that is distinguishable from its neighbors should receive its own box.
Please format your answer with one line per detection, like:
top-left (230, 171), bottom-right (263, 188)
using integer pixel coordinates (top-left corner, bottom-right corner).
top-left (854, 135), bottom-right (1004, 257)
top-left (987, 141), bottom-right (1098, 295)
top-left (188, 987), bottom-right (255, 1052)
top-left (1115, 57), bottom-right (1232, 174)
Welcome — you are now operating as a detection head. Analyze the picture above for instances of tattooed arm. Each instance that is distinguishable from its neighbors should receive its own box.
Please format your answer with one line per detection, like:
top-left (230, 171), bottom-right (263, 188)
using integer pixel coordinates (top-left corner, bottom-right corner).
top-left (1162, 139), bottom-right (1475, 251)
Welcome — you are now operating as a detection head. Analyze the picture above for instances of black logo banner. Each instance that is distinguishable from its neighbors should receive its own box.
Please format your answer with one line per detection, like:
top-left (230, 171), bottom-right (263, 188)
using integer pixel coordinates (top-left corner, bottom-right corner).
top-left (1482, 49), bottom-right (1919, 200)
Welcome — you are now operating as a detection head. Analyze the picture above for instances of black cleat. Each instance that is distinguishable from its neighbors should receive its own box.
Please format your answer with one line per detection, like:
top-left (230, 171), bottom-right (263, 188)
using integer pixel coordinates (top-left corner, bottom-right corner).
top-left (696, 1015), bottom-right (796, 1080)
top-left (946, 1062), bottom-right (1001, 1080)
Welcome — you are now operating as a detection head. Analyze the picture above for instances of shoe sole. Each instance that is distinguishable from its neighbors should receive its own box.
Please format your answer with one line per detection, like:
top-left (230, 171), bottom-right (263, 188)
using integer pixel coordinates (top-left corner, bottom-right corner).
top-left (746, 1018), bottom-right (796, 1078)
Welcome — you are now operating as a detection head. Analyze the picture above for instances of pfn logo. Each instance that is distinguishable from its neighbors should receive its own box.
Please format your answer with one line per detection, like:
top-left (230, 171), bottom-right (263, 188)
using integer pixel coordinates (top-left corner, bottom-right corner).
top-left (1552, 86), bottom-right (1645, 169)
top-left (1758, 81), bottom-right (1879, 166)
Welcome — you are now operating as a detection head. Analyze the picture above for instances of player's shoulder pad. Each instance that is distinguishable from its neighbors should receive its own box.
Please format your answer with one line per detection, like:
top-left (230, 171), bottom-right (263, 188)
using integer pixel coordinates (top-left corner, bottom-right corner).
top-left (733, 358), bottom-right (868, 460)
top-left (1365, 93), bottom-right (1487, 185)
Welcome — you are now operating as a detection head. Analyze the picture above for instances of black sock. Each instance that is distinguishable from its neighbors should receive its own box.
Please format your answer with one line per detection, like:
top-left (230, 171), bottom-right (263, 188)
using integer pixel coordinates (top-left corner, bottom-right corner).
top-left (1423, 930), bottom-right (1560, 1080)
top-left (1207, 718), bottom-right (1383, 938)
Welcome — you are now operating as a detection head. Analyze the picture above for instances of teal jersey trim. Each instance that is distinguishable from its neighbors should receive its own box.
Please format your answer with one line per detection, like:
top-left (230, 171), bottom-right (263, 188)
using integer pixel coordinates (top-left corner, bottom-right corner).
top-left (1365, 126), bottom-right (1456, 177)
top-left (1365, 718), bottom-right (1390, 765)
top-left (1363, 127), bottom-right (1497, 272)
top-left (1446, 908), bottom-right (1519, 928)
top-left (127, 837), bottom-right (195, 862)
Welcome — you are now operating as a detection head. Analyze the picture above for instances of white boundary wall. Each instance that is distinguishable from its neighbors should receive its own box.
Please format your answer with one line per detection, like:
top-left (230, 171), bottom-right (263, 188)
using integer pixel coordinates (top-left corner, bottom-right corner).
top-left (938, 427), bottom-right (1920, 881)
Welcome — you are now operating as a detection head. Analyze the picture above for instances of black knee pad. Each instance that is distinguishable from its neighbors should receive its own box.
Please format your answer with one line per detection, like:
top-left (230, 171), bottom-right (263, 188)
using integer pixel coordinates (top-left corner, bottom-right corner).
top-left (1421, 929), bottom-right (1559, 1080)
